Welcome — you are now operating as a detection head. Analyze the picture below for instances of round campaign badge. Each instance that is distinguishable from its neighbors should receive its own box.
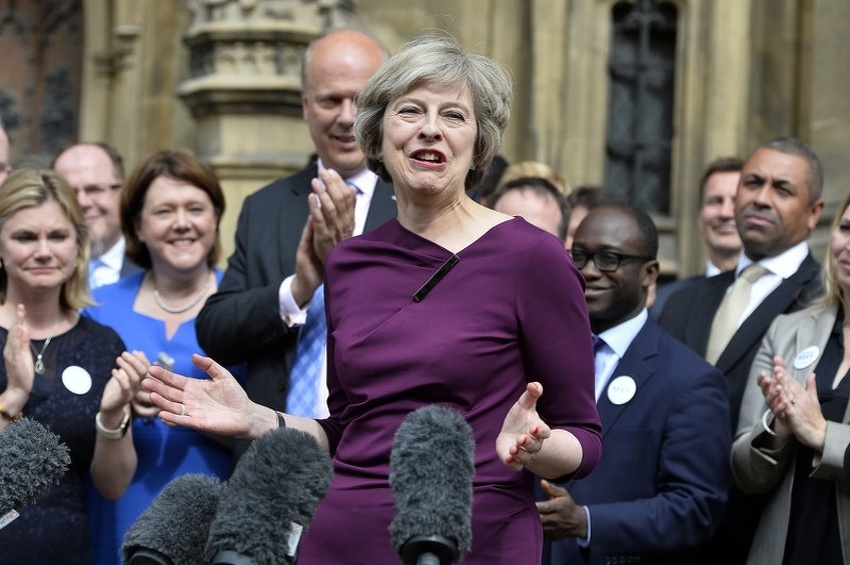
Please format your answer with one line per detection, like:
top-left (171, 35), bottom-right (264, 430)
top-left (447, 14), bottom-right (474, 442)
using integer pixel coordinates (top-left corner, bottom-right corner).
top-left (607, 375), bottom-right (637, 405)
top-left (62, 366), bottom-right (92, 395)
top-left (793, 346), bottom-right (819, 370)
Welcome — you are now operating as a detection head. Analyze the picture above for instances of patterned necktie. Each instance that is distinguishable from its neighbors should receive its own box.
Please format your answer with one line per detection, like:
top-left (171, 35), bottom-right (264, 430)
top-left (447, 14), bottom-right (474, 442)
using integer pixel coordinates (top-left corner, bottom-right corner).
top-left (286, 284), bottom-right (326, 417)
top-left (705, 263), bottom-right (769, 364)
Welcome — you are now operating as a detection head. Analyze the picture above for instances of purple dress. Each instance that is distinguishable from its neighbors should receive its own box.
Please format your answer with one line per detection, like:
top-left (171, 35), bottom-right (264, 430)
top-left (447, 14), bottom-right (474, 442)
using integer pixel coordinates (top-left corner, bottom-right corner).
top-left (301, 218), bottom-right (601, 564)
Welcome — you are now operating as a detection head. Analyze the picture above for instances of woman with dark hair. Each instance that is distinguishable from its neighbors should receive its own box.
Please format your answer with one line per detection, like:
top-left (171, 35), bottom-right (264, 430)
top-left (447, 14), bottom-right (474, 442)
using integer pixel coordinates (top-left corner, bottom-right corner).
top-left (83, 149), bottom-right (244, 565)
top-left (144, 36), bottom-right (601, 564)
top-left (0, 169), bottom-right (139, 564)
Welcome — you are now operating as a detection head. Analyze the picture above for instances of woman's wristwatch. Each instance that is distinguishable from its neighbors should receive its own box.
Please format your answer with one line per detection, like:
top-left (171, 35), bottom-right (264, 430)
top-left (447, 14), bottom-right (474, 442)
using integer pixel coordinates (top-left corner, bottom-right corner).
top-left (95, 410), bottom-right (131, 439)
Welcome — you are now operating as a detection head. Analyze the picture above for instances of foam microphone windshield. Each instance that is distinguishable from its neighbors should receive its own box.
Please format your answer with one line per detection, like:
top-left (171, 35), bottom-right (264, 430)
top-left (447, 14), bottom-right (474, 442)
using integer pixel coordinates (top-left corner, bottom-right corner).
top-left (205, 427), bottom-right (334, 565)
top-left (389, 405), bottom-right (475, 565)
top-left (121, 473), bottom-right (225, 565)
top-left (0, 417), bottom-right (71, 530)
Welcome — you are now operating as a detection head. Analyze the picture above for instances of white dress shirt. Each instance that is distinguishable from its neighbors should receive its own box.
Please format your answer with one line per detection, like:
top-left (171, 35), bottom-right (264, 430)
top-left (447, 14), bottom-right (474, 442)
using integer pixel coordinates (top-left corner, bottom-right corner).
top-left (723, 241), bottom-right (809, 333)
top-left (89, 237), bottom-right (128, 289)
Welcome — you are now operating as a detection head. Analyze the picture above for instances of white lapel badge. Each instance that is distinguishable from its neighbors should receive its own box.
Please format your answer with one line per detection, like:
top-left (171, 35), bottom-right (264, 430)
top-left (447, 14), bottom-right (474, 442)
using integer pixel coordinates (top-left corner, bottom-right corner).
top-left (793, 346), bottom-right (819, 370)
top-left (607, 375), bottom-right (637, 405)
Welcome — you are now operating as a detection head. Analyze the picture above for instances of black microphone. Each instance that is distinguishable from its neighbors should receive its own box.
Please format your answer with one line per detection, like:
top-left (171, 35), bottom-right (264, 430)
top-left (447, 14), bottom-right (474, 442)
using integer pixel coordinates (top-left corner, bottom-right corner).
top-left (121, 473), bottom-right (225, 565)
top-left (0, 417), bottom-right (71, 530)
top-left (205, 426), bottom-right (334, 565)
top-left (389, 405), bottom-right (475, 565)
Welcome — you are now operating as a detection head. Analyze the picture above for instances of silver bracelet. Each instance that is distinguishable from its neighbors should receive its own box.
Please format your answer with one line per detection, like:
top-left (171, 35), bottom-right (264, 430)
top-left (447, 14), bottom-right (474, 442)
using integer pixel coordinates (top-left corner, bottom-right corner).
top-left (760, 409), bottom-right (779, 437)
top-left (95, 410), bottom-right (131, 440)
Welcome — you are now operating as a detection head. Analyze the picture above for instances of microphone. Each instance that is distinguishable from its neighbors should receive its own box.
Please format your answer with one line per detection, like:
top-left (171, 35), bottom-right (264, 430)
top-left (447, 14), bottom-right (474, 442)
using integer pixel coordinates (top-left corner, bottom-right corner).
top-left (389, 405), bottom-right (475, 565)
top-left (0, 417), bottom-right (71, 530)
top-left (121, 473), bottom-right (225, 565)
top-left (205, 426), bottom-right (334, 565)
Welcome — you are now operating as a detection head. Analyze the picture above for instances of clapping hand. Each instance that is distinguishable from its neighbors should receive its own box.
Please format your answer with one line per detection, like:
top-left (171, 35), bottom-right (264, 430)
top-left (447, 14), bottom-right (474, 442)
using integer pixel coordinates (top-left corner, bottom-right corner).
top-left (292, 168), bottom-right (357, 307)
top-left (3, 304), bottom-right (36, 404)
top-left (100, 350), bottom-right (150, 416)
top-left (758, 355), bottom-right (826, 451)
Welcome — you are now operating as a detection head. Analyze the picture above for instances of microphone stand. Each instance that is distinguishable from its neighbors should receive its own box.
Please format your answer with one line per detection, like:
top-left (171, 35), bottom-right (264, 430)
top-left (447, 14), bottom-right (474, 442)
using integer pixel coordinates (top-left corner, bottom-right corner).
top-left (399, 535), bottom-right (459, 565)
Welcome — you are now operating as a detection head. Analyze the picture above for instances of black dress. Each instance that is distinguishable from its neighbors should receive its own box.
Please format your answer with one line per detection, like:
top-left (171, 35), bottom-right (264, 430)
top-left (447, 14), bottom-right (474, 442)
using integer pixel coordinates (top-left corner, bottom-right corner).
top-left (0, 316), bottom-right (125, 565)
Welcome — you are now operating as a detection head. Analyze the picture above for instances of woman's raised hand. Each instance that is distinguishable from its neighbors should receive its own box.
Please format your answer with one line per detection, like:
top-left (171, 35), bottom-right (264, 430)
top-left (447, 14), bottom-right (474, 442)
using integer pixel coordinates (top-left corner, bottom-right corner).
top-left (142, 353), bottom-right (256, 438)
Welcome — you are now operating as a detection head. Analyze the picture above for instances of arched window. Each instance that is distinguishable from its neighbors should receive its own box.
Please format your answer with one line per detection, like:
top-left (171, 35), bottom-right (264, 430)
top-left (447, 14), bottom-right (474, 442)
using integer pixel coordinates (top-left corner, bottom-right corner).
top-left (0, 0), bottom-right (83, 167)
top-left (605, 0), bottom-right (678, 214)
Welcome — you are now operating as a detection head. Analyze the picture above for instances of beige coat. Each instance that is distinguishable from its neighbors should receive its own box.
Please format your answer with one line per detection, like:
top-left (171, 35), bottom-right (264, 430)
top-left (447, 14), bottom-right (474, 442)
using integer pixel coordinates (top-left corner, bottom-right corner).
top-left (731, 302), bottom-right (850, 565)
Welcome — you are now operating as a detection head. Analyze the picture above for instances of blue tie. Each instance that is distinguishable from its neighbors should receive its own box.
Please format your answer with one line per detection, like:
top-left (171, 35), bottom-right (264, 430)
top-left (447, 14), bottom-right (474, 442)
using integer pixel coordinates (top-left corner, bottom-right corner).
top-left (286, 284), bottom-right (326, 417)
top-left (592, 335), bottom-right (610, 400)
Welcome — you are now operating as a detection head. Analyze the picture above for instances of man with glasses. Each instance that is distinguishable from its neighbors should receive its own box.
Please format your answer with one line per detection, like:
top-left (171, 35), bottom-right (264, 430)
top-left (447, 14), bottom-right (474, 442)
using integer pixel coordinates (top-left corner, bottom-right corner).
top-left (539, 203), bottom-right (730, 565)
top-left (53, 142), bottom-right (141, 288)
top-left (0, 120), bottom-right (11, 186)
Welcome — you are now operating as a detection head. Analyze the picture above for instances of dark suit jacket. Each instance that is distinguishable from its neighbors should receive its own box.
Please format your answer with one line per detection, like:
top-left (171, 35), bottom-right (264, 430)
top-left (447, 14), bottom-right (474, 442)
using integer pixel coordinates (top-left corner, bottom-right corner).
top-left (657, 253), bottom-right (821, 431)
top-left (649, 274), bottom-right (704, 320)
top-left (545, 317), bottom-right (730, 565)
top-left (656, 253), bottom-right (821, 565)
top-left (196, 166), bottom-right (396, 416)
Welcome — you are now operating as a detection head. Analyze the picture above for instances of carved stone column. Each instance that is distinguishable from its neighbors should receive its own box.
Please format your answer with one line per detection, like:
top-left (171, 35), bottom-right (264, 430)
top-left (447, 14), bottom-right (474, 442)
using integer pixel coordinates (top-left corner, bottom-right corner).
top-left (177, 0), bottom-right (360, 262)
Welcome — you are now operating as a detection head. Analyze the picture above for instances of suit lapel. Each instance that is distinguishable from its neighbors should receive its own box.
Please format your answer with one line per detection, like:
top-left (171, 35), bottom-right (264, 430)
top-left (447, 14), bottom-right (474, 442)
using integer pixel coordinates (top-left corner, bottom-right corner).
top-left (792, 306), bottom-right (834, 384)
top-left (364, 179), bottom-right (397, 232)
top-left (689, 272), bottom-right (733, 356)
top-left (278, 166), bottom-right (316, 271)
top-left (597, 320), bottom-right (658, 437)
top-left (716, 255), bottom-right (820, 372)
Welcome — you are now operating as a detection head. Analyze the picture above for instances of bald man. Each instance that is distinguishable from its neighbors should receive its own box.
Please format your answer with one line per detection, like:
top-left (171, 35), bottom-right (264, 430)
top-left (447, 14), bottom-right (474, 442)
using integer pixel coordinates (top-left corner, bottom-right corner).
top-left (196, 30), bottom-right (398, 455)
top-left (53, 142), bottom-right (141, 288)
top-left (492, 176), bottom-right (568, 242)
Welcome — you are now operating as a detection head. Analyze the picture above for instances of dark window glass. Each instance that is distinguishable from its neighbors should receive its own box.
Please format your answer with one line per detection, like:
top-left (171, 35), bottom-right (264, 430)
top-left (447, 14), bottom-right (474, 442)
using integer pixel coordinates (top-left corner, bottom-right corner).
top-left (606, 0), bottom-right (677, 214)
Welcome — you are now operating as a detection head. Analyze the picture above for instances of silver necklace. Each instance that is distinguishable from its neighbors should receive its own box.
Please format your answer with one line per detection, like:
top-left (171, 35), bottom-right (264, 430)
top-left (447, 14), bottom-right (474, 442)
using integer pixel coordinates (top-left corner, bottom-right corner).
top-left (30, 337), bottom-right (51, 375)
top-left (152, 274), bottom-right (211, 314)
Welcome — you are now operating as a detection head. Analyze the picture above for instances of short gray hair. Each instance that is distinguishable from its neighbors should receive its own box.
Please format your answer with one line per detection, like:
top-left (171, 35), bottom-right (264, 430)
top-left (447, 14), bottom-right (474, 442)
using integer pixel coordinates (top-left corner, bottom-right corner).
top-left (354, 34), bottom-right (512, 190)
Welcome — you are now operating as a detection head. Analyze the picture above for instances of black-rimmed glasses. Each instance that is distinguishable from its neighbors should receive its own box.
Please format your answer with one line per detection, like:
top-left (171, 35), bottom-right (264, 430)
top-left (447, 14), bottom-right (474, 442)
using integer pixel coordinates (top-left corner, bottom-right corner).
top-left (569, 249), bottom-right (654, 272)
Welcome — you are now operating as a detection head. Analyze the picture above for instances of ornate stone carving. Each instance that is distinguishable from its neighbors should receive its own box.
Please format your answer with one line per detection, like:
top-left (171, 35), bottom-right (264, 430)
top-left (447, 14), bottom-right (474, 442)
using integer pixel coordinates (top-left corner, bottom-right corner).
top-left (179, 0), bottom-right (358, 118)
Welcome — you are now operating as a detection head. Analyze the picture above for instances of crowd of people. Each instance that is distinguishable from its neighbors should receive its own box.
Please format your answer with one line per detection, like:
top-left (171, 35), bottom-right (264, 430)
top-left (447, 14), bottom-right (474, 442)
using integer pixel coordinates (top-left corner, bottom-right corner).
top-left (0, 26), bottom-right (847, 565)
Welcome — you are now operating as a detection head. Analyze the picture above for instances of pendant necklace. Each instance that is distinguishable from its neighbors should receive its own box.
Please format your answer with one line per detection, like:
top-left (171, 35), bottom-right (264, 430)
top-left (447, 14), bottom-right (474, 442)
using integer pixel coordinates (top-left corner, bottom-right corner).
top-left (152, 273), bottom-right (212, 314)
top-left (31, 337), bottom-right (51, 375)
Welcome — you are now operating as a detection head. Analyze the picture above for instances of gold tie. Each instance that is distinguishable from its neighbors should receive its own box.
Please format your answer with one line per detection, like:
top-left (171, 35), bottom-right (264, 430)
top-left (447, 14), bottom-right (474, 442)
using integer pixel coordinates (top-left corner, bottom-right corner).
top-left (705, 264), bottom-right (769, 364)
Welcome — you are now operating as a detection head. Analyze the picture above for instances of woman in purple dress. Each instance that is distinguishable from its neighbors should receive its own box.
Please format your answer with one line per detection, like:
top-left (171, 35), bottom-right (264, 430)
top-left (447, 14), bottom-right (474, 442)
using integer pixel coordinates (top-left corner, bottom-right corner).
top-left (144, 34), bottom-right (601, 564)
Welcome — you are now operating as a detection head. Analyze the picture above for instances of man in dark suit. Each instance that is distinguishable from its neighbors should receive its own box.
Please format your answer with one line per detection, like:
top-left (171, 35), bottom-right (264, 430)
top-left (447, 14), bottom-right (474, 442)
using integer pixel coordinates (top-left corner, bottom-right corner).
top-left (539, 204), bottom-right (730, 565)
top-left (657, 136), bottom-right (826, 564)
top-left (52, 141), bottom-right (142, 288)
top-left (650, 156), bottom-right (743, 318)
top-left (196, 30), bottom-right (395, 445)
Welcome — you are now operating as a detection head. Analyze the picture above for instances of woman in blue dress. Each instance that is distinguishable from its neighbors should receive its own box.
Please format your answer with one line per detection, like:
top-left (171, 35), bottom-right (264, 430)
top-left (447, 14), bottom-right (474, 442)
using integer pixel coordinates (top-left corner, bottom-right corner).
top-left (84, 150), bottom-right (245, 565)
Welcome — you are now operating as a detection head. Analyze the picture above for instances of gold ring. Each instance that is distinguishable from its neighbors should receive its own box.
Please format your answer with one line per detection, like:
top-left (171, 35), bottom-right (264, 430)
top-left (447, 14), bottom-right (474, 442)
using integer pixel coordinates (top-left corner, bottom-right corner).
top-left (179, 403), bottom-right (186, 416)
